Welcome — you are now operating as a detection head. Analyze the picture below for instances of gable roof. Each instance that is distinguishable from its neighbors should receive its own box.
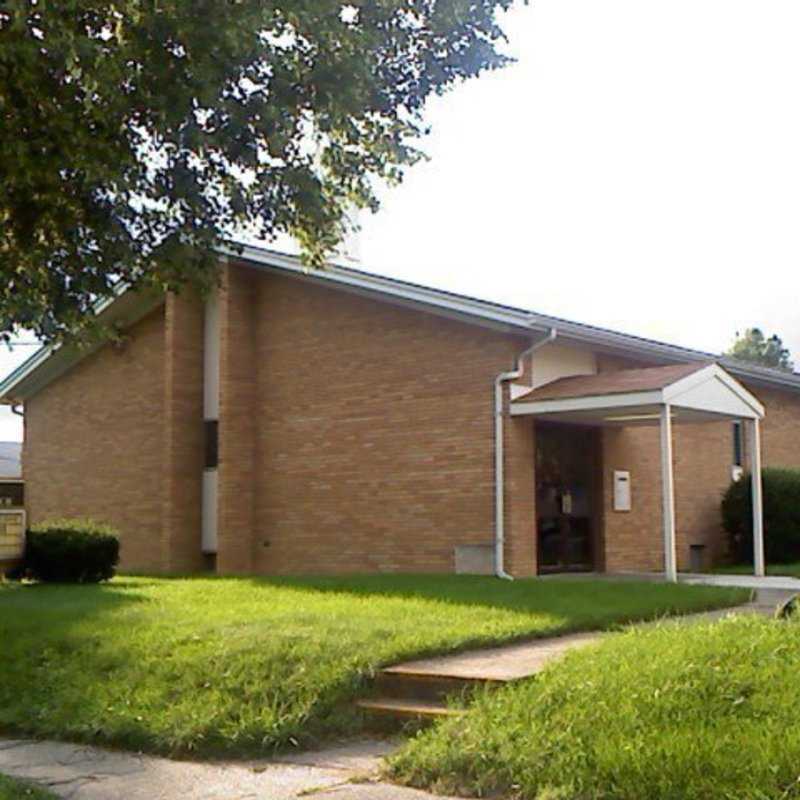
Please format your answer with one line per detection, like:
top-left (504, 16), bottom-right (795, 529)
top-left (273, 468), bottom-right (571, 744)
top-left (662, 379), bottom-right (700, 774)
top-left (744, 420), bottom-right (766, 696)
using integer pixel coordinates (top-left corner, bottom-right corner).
top-left (511, 362), bottom-right (766, 423)
top-left (514, 362), bottom-right (712, 402)
top-left (1, 240), bottom-right (800, 402)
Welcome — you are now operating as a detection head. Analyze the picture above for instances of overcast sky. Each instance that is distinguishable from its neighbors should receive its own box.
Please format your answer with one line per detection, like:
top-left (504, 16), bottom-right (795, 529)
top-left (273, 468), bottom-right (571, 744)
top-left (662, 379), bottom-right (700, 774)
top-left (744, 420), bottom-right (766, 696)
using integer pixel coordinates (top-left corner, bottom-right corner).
top-left (1, 0), bottom-right (798, 442)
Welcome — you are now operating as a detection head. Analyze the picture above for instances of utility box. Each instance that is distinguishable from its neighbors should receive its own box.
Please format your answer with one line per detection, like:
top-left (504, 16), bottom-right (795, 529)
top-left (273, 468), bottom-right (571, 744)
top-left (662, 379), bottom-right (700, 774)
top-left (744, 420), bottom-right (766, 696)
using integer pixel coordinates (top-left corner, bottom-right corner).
top-left (454, 544), bottom-right (494, 575)
top-left (613, 470), bottom-right (631, 512)
top-left (689, 543), bottom-right (707, 573)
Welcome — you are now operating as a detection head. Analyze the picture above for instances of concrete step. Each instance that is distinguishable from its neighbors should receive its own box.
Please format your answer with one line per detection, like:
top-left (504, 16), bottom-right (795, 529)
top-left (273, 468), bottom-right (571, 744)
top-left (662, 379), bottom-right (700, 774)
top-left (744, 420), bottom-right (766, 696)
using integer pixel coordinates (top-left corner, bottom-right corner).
top-left (753, 588), bottom-right (799, 609)
top-left (357, 668), bottom-right (505, 724)
top-left (356, 697), bottom-right (464, 720)
top-left (373, 670), bottom-right (500, 703)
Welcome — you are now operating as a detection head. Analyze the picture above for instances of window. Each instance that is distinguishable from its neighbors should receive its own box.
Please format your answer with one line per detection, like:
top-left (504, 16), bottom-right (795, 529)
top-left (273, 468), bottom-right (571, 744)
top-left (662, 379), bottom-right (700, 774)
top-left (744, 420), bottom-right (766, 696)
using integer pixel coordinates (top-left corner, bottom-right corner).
top-left (204, 420), bottom-right (219, 469)
top-left (732, 421), bottom-right (743, 467)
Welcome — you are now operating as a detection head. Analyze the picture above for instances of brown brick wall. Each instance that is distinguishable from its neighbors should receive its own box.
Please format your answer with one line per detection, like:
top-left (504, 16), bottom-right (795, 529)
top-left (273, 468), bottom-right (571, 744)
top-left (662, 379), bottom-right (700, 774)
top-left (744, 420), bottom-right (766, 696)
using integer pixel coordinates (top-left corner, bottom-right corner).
top-left (505, 416), bottom-right (537, 576)
top-left (162, 292), bottom-right (206, 573)
top-left (601, 420), bottom-right (735, 573)
top-left (235, 266), bottom-right (527, 575)
top-left (751, 384), bottom-right (800, 468)
top-left (673, 421), bottom-right (732, 568)
top-left (216, 264), bottom-right (258, 574)
top-left (24, 307), bottom-right (167, 572)
top-left (601, 425), bottom-right (662, 572)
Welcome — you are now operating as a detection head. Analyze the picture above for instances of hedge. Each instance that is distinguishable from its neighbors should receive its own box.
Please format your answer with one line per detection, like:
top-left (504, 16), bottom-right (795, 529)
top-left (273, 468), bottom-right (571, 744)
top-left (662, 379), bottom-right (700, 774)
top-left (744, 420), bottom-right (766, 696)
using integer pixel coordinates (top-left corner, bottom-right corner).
top-left (23, 518), bottom-right (120, 583)
top-left (722, 468), bottom-right (800, 563)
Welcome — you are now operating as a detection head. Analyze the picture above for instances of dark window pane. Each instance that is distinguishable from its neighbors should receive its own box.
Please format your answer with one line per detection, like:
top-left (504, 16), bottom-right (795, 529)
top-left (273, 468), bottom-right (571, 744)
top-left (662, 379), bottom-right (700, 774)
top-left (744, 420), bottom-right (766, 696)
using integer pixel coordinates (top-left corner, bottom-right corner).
top-left (732, 421), bottom-right (743, 467)
top-left (0, 482), bottom-right (23, 507)
top-left (205, 420), bottom-right (219, 469)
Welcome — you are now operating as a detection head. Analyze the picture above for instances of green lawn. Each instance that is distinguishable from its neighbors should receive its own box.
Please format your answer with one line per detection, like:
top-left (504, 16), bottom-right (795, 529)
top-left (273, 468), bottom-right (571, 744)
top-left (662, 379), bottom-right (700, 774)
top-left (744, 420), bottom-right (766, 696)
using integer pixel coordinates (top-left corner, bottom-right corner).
top-left (390, 613), bottom-right (800, 800)
top-left (715, 561), bottom-right (800, 578)
top-left (0, 574), bottom-right (745, 758)
top-left (0, 774), bottom-right (55, 800)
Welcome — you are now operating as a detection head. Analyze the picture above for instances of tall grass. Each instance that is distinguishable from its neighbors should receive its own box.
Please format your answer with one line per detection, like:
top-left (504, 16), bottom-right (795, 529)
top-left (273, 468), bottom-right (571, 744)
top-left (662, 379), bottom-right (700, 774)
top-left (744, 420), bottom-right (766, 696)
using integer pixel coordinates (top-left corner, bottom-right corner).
top-left (390, 613), bottom-right (800, 800)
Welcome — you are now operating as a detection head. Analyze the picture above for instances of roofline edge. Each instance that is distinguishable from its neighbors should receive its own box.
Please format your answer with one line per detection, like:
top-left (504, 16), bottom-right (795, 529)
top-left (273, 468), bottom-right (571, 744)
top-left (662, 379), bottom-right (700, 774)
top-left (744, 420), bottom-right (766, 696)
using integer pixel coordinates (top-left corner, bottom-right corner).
top-left (2, 241), bottom-right (800, 399)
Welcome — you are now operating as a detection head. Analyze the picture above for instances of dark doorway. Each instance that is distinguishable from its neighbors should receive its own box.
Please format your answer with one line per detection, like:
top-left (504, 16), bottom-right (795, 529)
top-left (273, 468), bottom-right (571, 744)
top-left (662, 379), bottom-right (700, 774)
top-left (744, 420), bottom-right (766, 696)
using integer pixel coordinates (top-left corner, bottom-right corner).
top-left (535, 423), bottom-right (600, 573)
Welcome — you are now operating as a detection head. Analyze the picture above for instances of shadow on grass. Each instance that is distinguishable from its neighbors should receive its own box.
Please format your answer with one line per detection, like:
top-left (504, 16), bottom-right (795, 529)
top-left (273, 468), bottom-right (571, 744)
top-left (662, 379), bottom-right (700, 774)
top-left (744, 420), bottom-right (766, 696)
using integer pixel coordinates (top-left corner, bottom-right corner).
top-left (0, 579), bottom-right (151, 622)
top-left (0, 572), bottom-right (749, 761)
top-left (231, 573), bottom-right (749, 633)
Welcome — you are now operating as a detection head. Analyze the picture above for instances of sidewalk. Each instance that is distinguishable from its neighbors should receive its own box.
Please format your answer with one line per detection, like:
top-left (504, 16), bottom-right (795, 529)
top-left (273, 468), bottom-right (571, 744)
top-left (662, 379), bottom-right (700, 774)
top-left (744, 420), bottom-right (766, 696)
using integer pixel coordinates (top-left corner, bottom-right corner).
top-left (383, 599), bottom-right (774, 684)
top-left (0, 738), bottom-right (459, 800)
top-left (678, 572), bottom-right (800, 592)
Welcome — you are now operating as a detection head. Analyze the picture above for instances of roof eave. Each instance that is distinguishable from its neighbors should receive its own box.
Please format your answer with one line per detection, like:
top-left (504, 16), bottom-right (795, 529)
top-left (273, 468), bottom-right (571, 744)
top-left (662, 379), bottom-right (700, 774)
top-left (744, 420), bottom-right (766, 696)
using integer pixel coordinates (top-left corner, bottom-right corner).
top-left (225, 242), bottom-right (534, 334)
top-left (2, 241), bottom-right (800, 401)
top-left (231, 244), bottom-right (800, 392)
top-left (0, 288), bottom-right (163, 403)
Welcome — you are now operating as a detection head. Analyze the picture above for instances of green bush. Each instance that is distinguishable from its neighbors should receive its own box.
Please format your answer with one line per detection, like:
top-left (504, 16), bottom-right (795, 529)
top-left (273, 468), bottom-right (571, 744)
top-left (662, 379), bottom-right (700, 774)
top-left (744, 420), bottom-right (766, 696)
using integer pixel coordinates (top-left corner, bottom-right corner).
top-left (24, 519), bottom-right (120, 583)
top-left (722, 468), bottom-right (800, 563)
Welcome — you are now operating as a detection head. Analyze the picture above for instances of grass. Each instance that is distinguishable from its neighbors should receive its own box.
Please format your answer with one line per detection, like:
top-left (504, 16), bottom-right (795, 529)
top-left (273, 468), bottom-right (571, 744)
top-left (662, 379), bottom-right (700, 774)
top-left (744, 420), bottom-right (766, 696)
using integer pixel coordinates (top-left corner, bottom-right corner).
top-left (0, 574), bottom-right (745, 759)
top-left (390, 613), bottom-right (800, 800)
top-left (715, 561), bottom-right (800, 578)
top-left (0, 774), bottom-right (55, 799)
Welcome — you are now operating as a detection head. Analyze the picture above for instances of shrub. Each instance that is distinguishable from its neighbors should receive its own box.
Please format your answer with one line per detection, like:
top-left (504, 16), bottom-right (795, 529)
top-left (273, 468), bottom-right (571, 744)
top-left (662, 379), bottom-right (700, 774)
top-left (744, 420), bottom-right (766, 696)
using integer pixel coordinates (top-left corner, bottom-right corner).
top-left (721, 468), bottom-right (800, 563)
top-left (24, 519), bottom-right (120, 583)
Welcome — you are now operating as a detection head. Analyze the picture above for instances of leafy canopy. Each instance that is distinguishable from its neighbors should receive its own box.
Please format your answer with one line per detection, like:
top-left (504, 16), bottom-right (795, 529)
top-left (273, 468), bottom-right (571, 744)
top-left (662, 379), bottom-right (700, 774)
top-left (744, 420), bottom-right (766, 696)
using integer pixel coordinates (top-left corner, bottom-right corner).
top-left (726, 327), bottom-right (794, 372)
top-left (0, 0), bottom-right (516, 343)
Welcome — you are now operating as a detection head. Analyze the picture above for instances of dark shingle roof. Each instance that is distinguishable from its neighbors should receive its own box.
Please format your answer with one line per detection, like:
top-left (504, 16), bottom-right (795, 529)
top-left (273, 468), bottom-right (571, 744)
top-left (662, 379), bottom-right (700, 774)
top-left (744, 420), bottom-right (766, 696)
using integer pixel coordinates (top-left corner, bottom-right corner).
top-left (513, 362), bottom-right (712, 403)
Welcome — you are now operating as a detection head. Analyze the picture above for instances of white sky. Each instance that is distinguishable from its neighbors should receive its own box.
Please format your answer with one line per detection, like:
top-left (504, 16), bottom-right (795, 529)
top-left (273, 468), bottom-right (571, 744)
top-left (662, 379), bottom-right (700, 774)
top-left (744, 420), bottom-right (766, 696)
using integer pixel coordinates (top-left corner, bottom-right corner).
top-left (1, 0), bottom-right (798, 442)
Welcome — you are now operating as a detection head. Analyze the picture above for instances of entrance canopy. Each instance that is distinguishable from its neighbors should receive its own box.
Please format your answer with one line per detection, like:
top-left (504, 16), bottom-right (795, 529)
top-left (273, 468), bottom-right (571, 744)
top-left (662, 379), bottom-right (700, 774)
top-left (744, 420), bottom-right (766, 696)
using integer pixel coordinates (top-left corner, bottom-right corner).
top-left (511, 362), bottom-right (766, 582)
top-left (511, 362), bottom-right (764, 425)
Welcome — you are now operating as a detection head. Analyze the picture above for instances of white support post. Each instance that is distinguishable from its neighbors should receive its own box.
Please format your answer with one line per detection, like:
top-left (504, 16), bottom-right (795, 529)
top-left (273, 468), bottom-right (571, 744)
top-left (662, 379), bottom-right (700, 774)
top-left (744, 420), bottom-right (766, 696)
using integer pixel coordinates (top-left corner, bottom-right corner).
top-left (660, 404), bottom-right (678, 582)
top-left (749, 418), bottom-right (765, 578)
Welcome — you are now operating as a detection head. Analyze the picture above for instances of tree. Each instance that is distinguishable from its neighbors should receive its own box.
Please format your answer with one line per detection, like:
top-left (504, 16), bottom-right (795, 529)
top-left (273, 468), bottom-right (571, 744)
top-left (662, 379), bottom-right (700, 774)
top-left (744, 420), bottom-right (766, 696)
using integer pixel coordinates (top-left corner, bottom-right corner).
top-left (726, 328), bottom-right (794, 372)
top-left (0, 1), bottom-right (516, 343)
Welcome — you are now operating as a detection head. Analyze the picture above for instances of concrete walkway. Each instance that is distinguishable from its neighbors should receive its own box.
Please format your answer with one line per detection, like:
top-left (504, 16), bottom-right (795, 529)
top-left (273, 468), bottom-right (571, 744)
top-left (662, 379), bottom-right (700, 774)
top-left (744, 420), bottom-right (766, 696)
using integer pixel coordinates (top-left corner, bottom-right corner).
top-left (543, 571), bottom-right (800, 593)
top-left (0, 738), bottom-right (460, 800)
top-left (679, 572), bottom-right (800, 592)
top-left (384, 599), bottom-right (778, 683)
top-left (385, 630), bottom-right (601, 682)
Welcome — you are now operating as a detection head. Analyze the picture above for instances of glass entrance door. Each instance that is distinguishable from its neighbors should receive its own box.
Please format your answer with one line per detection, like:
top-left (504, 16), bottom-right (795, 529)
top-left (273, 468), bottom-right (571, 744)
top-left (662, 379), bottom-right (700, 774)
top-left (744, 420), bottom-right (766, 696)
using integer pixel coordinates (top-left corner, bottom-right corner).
top-left (536, 424), bottom-right (596, 572)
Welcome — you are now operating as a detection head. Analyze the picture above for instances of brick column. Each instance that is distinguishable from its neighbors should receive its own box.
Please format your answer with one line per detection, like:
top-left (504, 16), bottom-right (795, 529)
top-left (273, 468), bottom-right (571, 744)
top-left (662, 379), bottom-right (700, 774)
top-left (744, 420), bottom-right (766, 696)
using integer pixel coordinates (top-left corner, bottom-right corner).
top-left (161, 292), bottom-right (205, 572)
top-left (504, 401), bottom-right (537, 577)
top-left (216, 263), bottom-right (258, 574)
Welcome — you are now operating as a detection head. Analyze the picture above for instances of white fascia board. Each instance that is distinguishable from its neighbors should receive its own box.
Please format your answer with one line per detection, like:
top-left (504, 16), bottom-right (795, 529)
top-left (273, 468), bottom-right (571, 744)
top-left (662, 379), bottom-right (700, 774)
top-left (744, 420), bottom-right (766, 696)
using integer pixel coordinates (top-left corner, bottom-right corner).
top-left (225, 243), bottom-right (534, 333)
top-left (0, 286), bottom-right (161, 402)
top-left (231, 247), bottom-right (799, 393)
top-left (0, 344), bottom-right (59, 400)
top-left (717, 357), bottom-right (800, 392)
top-left (664, 364), bottom-right (765, 418)
top-left (0, 281), bottom-right (132, 400)
top-left (4, 240), bottom-right (800, 402)
top-left (510, 390), bottom-right (665, 417)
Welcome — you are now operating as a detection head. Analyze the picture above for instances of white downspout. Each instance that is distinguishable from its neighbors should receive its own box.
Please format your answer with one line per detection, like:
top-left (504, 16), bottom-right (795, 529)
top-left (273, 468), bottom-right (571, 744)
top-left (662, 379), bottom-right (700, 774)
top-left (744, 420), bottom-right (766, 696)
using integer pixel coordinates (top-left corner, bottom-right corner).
top-left (494, 328), bottom-right (558, 580)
